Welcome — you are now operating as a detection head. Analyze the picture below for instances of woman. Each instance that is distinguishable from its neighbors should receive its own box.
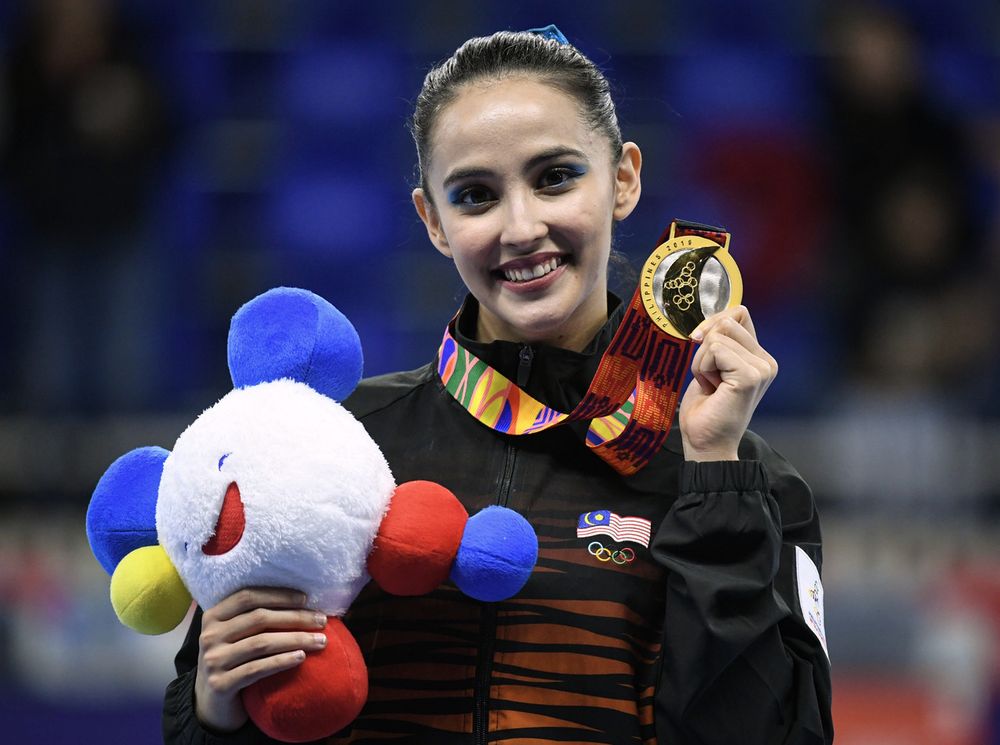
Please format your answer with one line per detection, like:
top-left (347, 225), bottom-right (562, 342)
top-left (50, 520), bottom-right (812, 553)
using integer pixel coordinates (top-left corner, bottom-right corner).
top-left (164, 28), bottom-right (832, 744)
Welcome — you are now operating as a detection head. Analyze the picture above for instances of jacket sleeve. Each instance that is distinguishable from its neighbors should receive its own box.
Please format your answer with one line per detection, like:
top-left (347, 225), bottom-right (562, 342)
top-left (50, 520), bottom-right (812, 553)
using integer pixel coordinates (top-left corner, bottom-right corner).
top-left (162, 608), bottom-right (276, 745)
top-left (651, 434), bottom-right (833, 744)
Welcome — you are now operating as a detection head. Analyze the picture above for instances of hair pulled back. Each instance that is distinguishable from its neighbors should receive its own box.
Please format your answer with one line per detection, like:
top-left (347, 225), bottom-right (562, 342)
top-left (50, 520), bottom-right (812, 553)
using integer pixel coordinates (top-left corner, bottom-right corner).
top-left (410, 30), bottom-right (623, 195)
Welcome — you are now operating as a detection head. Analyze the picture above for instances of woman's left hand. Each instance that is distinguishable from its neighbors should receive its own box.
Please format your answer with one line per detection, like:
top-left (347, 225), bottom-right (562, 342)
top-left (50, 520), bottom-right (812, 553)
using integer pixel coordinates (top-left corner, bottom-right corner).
top-left (678, 305), bottom-right (778, 462)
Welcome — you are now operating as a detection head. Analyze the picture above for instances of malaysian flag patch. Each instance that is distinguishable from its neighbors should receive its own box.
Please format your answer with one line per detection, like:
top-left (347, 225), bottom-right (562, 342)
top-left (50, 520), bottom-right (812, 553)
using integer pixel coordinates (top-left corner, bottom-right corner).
top-left (576, 510), bottom-right (651, 548)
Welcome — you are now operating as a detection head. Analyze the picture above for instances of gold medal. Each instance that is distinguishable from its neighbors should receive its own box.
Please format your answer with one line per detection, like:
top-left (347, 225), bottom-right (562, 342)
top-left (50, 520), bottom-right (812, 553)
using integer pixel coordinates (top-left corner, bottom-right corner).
top-left (640, 227), bottom-right (743, 339)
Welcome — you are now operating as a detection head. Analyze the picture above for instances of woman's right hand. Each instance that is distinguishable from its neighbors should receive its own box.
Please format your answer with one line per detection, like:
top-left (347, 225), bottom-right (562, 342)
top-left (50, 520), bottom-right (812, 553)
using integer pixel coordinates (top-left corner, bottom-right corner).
top-left (194, 587), bottom-right (329, 733)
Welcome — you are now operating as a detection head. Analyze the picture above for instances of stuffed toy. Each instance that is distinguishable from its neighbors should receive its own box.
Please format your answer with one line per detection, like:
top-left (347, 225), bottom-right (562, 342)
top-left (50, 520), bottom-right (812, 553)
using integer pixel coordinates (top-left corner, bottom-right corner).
top-left (85, 287), bottom-right (538, 742)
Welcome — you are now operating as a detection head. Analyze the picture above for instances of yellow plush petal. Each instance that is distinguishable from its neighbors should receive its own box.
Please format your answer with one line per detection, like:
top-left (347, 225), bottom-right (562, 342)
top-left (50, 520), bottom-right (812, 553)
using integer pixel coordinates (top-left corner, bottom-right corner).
top-left (111, 545), bottom-right (192, 635)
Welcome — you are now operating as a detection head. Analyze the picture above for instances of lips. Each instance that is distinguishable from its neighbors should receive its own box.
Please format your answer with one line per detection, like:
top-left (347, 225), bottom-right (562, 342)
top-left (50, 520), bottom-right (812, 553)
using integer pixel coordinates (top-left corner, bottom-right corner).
top-left (202, 481), bottom-right (246, 556)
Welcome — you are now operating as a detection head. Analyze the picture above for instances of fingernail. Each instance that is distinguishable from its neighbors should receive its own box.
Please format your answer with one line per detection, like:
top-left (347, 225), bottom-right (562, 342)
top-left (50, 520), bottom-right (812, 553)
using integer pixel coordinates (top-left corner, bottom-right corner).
top-left (313, 634), bottom-right (327, 646)
top-left (690, 329), bottom-right (704, 342)
top-left (294, 650), bottom-right (306, 661)
top-left (314, 613), bottom-right (327, 627)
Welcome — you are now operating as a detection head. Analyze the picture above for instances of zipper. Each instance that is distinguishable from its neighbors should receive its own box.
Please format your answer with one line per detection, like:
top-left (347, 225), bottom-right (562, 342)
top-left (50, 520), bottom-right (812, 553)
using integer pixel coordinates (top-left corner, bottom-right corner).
top-left (516, 345), bottom-right (534, 388)
top-left (473, 439), bottom-right (518, 744)
top-left (473, 605), bottom-right (498, 743)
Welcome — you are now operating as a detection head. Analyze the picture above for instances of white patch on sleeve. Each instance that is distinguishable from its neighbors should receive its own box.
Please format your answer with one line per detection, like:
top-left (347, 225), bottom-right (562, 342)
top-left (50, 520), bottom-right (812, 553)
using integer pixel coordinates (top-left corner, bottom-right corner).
top-left (795, 546), bottom-right (829, 660)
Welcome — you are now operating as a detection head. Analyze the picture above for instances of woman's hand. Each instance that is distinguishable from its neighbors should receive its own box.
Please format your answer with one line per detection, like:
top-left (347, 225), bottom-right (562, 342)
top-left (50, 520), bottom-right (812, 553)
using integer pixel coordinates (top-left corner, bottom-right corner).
top-left (195, 587), bottom-right (329, 733)
top-left (678, 306), bottom-right (778, 462)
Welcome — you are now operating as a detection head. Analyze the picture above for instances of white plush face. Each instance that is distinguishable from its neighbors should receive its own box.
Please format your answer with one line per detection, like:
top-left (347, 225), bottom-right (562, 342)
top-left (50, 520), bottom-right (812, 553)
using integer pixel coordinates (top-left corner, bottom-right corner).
top-left (156, 379), bottom-right (395, 615)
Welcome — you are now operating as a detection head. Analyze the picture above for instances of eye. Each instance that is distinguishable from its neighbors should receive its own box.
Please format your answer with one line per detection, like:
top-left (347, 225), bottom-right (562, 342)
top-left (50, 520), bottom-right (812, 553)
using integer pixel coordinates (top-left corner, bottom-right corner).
top-left (218, 453), bottom-right (231, 471)
top-left (538, 166), bottom-right (585, 191)
top-left (450, 184), bottom-right (495, 207)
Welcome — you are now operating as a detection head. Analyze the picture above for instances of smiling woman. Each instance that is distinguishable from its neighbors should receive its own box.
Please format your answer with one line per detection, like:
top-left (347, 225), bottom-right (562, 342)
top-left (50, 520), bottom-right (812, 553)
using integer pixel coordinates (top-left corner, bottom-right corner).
top-left (412, 76), bottom-right (641, 352)
top-left (163, 26), bottom-right (833, 745)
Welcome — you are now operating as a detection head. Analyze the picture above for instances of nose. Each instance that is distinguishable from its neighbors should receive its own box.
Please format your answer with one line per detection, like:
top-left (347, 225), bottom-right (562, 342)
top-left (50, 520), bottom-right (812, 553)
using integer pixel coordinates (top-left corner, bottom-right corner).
top-left (499, 191), bottom-right (547, 249)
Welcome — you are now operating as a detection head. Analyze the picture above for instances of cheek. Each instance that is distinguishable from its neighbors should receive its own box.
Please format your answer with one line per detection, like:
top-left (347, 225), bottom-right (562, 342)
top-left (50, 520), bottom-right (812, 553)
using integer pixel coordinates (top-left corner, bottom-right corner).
top-left (556, 197), bottom-right (613, 247)
top-left (443, 222), bottom-right (496, 268)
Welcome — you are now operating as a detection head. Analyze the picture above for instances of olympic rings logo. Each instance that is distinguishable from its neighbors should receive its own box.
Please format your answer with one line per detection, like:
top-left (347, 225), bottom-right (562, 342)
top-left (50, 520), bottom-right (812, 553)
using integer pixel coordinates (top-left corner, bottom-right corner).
top-left (664, 260), bottom-right (699, 311)
top-left (587, 541), bottom-right (636, 565)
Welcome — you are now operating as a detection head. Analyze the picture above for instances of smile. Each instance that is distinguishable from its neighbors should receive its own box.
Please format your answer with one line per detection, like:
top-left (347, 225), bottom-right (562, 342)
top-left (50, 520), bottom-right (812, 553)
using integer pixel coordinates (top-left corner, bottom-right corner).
top-left (499, 256), bottom-right (565, 283)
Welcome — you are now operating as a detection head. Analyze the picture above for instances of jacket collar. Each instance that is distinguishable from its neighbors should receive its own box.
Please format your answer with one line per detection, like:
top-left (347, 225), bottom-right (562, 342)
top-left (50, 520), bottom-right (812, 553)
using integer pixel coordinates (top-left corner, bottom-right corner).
top-left (452, 293), bottom-right (626, 413)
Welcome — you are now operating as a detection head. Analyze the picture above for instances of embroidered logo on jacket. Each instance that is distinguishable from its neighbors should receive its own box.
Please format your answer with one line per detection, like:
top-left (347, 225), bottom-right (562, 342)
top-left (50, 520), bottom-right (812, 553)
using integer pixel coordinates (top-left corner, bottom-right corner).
top-left (576, 510), bottom-right (651, 548)
top-left (795, 546), bottom-right (829, 660)
top-left (586, 541), bottom-right (636, 565)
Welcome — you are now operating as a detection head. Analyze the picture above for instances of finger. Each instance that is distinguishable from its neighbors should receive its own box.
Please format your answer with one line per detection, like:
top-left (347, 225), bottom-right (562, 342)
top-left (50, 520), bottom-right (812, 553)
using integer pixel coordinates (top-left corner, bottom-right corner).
top-left (705, 333), bottom-right (774, 384)
top-left (693, 369), bottom-right (721, 395)
top-left (692, 316), bottom-right (775, 378)
top-left (728, 304), bottom-right (756, 338)
top-left (204, 650), bottom-right (307, 699)
top-left (212, 607), bottom-right (328, 644)
top-left (209, 630), bottom-right (328, 672)
top-left (694, 334), bottom-right (774, 395)
top-left (696, 342), bottom-right (761, 398)
top-left (691, 305), bottom-right (756, 342)
top-left (691, 329), bottom-right (763, 382)
top-left (703, 316), bottom-right (775, 368)
top-left (208, 588), bottom-right (307, 623)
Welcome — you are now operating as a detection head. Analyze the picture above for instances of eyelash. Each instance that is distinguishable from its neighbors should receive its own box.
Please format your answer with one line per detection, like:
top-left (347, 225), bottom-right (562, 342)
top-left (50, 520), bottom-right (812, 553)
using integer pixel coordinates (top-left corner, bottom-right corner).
top-left (538, 166), bottom-right (584, 189)
top-left (449, 166), bottom-right (585, 208)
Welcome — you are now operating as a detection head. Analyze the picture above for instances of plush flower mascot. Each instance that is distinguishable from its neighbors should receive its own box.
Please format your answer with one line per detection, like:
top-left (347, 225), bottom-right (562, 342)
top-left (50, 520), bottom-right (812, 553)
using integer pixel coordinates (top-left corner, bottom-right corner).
top-left (85, 287), bottom-right (538, 742)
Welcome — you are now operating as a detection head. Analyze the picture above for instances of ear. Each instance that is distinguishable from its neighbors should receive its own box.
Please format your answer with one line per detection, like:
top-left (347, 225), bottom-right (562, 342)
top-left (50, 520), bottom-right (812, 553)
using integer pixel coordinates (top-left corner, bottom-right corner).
top-left (412, 188), bottom-right (452, 258)
top-left (612, 141), bottom-right (642, 221)
top-left (87, 446), bottom-right (169, 575)
top-left (228, 287), bottom-right (363, 402)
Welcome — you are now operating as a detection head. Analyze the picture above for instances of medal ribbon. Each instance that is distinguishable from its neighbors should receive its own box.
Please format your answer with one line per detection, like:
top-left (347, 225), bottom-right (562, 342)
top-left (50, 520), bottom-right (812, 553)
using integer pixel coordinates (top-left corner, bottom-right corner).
top-left (437, 220), bottom-right (729, 476)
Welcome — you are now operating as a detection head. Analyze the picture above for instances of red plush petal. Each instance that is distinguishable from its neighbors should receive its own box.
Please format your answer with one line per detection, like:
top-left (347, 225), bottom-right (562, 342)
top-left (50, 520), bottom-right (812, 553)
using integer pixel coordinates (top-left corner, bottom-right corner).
top-left (367, 480), bottom-right (468, 596)
top-left (242, 617), bottom-right (367, 742)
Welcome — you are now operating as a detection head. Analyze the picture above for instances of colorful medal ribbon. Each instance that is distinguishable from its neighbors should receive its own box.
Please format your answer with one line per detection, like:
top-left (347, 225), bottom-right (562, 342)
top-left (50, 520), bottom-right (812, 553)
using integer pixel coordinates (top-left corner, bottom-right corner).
top-left (437, 220), bottom-right (741, 476)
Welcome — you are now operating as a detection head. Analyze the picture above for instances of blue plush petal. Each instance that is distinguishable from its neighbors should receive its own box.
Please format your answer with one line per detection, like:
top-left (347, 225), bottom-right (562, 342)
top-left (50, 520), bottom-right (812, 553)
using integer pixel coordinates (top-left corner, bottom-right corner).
top-left (450, 506), bottom-right (538, 602)
top-left (87, 446), bottom-right (168, 575)
top-left (227, 287), bottom-right (363, 401)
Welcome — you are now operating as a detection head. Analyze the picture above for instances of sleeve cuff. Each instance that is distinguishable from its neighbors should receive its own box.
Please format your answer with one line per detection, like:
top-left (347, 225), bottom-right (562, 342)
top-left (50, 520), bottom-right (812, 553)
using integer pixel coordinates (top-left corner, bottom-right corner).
top-left (680, 459), bottom-right (769, 495)
top-left (164, 669), bottom-right (270, 744)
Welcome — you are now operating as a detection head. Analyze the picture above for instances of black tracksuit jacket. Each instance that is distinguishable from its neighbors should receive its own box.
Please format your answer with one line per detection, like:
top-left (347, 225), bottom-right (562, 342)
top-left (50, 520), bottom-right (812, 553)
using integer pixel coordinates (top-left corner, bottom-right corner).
top-left (163, 297), bottom-right (833, 744)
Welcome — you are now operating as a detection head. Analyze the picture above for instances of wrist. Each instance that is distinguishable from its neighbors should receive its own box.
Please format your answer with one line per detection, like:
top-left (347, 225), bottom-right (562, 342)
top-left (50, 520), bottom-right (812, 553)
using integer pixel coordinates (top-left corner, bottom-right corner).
top-left (685, 453), bottom-right (739, 463)
top-left (681, 445), bottom-right (739, 462)
top-left (680, 432), bottom-right (740, 462)
top-left (195, 688), bottom-right (248, 735)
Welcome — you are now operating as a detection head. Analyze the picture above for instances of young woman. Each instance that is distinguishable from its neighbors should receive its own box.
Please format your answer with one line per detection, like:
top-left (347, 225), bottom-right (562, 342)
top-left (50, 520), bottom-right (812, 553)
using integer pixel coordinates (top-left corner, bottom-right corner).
top-left (164, 28), bottom-right (832, 745)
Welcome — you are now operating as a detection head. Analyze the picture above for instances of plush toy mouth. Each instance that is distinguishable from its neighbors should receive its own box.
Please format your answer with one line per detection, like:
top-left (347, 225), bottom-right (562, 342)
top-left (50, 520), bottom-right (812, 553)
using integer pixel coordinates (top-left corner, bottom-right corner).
top-left (202, 481), bottom-right (246, 556)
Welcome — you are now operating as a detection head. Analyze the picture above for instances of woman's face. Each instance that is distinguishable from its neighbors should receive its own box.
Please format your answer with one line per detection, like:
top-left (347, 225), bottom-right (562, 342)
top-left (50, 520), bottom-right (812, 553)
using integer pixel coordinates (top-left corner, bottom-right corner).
top-left (413, 76), bottom-right (641, 352)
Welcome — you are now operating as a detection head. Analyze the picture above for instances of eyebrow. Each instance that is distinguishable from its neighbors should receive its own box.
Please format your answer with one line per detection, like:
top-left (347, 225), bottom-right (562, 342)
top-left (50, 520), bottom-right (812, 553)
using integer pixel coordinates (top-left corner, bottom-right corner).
top-left (441, 146), bottom-right (589, 190)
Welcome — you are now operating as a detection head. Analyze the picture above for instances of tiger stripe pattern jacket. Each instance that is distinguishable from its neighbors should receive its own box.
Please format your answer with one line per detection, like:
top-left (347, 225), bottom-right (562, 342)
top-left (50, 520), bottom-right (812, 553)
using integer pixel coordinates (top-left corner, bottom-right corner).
top-left (163, 297), bottom-right (833, 745)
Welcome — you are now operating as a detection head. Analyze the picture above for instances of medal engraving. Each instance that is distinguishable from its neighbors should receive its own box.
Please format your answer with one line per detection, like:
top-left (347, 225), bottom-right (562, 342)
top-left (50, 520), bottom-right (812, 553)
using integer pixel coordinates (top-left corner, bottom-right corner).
top-left (641, 235), bottom-right (742, 339)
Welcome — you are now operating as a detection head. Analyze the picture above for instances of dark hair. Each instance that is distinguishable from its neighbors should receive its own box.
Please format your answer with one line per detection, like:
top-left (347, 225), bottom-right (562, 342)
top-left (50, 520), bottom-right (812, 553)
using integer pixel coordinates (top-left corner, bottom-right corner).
top-left (410, 30), bottom-right (623, 196)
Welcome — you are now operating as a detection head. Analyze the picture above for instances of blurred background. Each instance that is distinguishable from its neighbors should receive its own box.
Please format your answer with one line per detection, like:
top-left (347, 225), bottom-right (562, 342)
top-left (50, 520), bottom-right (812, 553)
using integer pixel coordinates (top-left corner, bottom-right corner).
top-left (0, 0), bottom-right (998, 742)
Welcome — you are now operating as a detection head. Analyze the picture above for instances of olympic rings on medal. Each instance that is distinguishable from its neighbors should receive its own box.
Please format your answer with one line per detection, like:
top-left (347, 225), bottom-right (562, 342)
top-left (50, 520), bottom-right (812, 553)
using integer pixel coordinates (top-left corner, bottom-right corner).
top-left (587, 541), bottom-right (636, 566)
top-left (664, 260), bottom-right (699, 311)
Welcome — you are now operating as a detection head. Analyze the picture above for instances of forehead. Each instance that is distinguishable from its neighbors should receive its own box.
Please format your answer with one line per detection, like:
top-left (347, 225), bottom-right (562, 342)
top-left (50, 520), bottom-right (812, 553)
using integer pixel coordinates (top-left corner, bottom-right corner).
top-left (427, 77), bottom-right (606, 178)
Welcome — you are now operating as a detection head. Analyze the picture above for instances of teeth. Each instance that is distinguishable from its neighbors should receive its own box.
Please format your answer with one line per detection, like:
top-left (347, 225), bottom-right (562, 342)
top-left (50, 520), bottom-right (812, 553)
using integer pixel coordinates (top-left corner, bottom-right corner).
top-left (504, 257), bottom-right (562, 283)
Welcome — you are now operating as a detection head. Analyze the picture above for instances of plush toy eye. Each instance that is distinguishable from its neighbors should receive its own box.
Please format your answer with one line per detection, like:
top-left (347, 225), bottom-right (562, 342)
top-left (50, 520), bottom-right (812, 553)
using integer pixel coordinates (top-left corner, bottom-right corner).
top-left (218, 453), bottom-right (231, 471)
